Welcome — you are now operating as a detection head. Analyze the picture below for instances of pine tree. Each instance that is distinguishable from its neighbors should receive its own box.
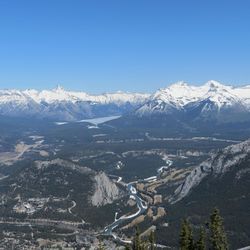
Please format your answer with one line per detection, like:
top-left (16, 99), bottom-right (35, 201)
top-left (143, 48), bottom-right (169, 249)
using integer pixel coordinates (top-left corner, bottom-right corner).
top-left (179, 219), bottom-right (195, 250)
top-left (97, 241), bottom-right (105, 250)
top-left (149, 230), bottom-right (156, 250)
top-left (187, 222), bottom-right (195, 250)
top-left (132, 226), bottom-right (142, 250)
top-left (124, 244), bottom-right (131, 250)
top-left (180, 219), bottom-right (189, 250)
top-left (196, 227), bottom-right (206, 250)
top-left (209, 208), bottom-right (228, 250)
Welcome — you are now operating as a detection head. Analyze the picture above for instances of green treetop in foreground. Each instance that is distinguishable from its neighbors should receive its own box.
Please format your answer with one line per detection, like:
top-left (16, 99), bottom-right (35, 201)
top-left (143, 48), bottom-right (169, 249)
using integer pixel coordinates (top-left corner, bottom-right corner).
top-left (179, 208), bottom-right (228, 250)
top-left (209, 208), bottom-right (228, 250)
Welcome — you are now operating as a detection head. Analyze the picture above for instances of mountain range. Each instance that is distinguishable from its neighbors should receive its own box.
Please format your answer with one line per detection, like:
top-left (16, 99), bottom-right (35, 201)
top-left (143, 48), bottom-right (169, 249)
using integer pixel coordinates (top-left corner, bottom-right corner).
top-left (0, 85), bottom-right (149, 121)
top-left (0, 82), bottom-right (250, 248)
top-left (135, 80), bottom-right (250, 122)
top-left (0, 80), bottom-right (250, 122)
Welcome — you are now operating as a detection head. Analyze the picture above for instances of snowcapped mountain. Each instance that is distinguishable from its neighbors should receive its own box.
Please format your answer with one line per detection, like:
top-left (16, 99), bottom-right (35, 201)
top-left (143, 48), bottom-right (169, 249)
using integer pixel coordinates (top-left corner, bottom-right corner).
top-left (135, 80), bottom-right (250, 122)
top-left (185, 81), bottom-right (249, 122)
top-left (135, 87), bottom-right (183, 116)
top-left (0, 86), bottom-right (149, 121)
top-left (0, 81), bottom-right (250, 122)
top-left (0, 85), bottom-right (149, 106)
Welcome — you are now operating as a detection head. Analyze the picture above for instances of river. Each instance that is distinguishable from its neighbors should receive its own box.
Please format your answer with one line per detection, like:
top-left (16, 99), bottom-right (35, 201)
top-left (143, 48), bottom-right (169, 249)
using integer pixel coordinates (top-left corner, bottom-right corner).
top-left (102, 159), bottom-right (173, 244)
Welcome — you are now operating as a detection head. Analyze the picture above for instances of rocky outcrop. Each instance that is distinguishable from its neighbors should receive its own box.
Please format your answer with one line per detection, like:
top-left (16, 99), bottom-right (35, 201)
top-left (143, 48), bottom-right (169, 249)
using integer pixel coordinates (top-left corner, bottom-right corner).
top-left (170, 139), bottom-right (250, 203)
top-left (91, 172), bottom-right (122, 207)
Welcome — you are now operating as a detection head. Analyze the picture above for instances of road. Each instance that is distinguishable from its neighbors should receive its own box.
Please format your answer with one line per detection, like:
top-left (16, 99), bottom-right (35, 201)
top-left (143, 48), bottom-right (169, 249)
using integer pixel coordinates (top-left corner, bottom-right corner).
top-left (68, 200), bottom-right (76, 214)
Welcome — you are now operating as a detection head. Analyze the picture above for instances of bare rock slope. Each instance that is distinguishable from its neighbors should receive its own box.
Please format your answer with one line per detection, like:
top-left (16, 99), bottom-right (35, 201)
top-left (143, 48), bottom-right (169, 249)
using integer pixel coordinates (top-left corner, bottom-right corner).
top-left (170, 139), bottom-right (250, 203)
top-left (91, 172), bottom-right (122, 207)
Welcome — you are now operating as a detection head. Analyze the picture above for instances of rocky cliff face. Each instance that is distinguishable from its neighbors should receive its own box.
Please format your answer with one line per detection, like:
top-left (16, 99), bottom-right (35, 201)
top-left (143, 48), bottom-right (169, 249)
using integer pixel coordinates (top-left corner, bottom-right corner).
top-left (91, 172), bottom-right (122, 207)
top-left (170, 139), bottom-right (250, 203)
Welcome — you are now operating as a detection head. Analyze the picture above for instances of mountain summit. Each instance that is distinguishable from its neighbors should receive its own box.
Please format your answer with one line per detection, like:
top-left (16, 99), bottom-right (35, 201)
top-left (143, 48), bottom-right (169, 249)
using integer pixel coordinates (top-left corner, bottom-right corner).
top-left (0, 86), bottom-right (149, 121)
top-left (0, 81), bottom-right (249, 122)
top-left (135, 81), bottom-right (250, 122)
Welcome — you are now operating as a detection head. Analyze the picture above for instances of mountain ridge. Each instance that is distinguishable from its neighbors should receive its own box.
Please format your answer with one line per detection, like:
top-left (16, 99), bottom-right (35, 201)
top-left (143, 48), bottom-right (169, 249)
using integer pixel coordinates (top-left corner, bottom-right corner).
top-left (1, 80), bottom-right (250, 121)
top-left (170, 139), bottom-right (250, 204)
top-left (134, 80), bottom-right (250, 123)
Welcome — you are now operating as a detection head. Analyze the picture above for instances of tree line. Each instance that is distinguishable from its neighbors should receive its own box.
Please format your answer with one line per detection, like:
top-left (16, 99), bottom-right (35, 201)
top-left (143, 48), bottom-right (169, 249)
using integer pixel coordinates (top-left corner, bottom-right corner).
top-left (179, 208), bottom-right (228, 250)
top-left (98, 208), bottom-right (228, 250)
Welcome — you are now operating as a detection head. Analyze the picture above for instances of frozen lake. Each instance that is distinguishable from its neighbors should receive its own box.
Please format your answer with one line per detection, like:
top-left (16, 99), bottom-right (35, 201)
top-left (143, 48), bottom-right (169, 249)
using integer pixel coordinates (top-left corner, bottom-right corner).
top-left (55, 115), bottom-right (121, 126)
top-left (78, 115), bottom-right (121, 125)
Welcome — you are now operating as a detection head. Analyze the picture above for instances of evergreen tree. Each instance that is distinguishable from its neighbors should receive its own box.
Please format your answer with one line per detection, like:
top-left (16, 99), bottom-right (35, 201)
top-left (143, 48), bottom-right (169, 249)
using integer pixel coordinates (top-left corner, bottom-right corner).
top-left (180, 219), bottom-right (189, 250)
top-left (149, 230), bottom-right (156, 250)
top-left (97, 241), bottom-right (105, 250)
top-left (132, 226), bottom-right (142, 250)
top-left (209, 208), bottom-right (228, 250)
top-left (179, 219), bottom-right (195, 250)
top-left (196, 227), bottom-right (206, 250)
top-left (187, 222), bottom-right (195, 250)
top-left (124, 244), bottom-right (131, 250)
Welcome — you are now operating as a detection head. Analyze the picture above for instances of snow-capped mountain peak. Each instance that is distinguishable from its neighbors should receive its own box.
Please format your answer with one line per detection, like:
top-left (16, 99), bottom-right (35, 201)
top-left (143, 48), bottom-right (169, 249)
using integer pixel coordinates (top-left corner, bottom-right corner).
top-left (198, 81), bottom-right (243, 110)
top-left (0, 86), bottom-right (150, 121)
top-left (0, 81), bottom-right (250, 121)
top-left (168, 80), bottom-right (188, 88)
top-left (205, 80), bottom-right (225, 88)
top-left (14, 86), bottom-right (150, 105)
top-left (54, 84), bottom-right (65, 92)
top-left (135, 80), bottom-right (250, 119)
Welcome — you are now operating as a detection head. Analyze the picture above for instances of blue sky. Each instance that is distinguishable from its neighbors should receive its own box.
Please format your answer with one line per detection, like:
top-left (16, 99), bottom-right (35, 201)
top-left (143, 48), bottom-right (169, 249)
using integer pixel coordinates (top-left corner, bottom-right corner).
top-left (0, 0), bottom-right (249, 93)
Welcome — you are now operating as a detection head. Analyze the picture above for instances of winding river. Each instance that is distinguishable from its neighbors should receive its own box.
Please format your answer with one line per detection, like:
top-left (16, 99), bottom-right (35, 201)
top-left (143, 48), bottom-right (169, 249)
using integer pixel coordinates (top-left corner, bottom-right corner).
top-left (102, 159), bottom-right (173, 244)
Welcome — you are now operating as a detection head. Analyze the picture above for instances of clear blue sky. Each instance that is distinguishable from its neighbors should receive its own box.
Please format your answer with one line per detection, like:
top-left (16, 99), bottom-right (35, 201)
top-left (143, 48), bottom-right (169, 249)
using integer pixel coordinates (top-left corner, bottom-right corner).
top-left (0, 0), bottom-right (250, 93)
